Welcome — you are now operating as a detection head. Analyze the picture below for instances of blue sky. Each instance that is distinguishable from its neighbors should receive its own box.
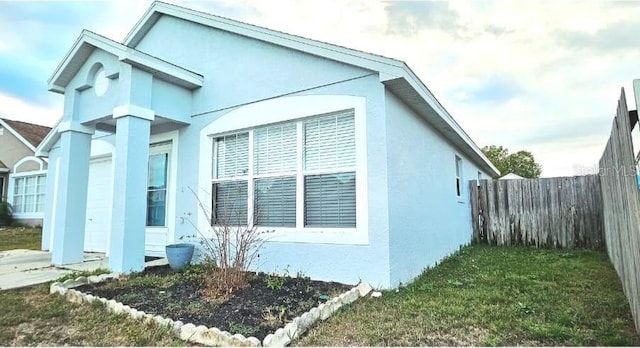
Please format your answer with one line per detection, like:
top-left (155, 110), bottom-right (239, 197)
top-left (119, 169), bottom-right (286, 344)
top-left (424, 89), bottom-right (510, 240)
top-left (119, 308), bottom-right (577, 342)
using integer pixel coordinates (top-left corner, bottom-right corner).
top-left (1, 0), bottom-right (640, 177)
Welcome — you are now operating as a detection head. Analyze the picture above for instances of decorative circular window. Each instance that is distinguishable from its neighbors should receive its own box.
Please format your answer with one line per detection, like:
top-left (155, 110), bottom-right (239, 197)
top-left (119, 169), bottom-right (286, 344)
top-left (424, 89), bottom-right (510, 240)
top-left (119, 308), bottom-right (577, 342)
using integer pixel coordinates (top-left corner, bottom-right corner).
top-left (94, 67), bottom-right (109, 96)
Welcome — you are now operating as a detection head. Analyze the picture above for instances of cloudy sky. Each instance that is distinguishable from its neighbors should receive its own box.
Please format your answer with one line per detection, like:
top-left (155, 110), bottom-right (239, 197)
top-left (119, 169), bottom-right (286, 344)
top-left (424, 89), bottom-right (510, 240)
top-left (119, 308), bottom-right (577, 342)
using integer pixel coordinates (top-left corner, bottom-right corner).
top-left (1, 0), bottom-right (639, 177)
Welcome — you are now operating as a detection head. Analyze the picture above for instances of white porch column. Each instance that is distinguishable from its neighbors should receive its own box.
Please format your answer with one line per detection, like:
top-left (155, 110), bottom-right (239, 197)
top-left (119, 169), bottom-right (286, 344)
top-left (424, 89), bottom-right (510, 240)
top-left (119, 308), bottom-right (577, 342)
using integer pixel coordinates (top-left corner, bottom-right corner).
top-left (108, 113), bottom-right (152, 273)
top-left (51, 124), bottom-right (93, 265)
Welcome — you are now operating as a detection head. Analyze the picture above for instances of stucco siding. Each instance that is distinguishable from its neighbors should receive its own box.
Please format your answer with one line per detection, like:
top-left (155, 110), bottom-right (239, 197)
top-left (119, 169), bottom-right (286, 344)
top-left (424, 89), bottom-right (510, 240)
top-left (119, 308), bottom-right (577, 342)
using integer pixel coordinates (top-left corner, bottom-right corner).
top-left (170, 73), bottom-right (391, 287)
top-left (134, 15), bottom-right (374, 117)
top-left (385, 90), bottom-right (487, 286)
top-left (69, 50), bottom-right (121, 124)
top-left (0, 127), bottom-right (33, 169)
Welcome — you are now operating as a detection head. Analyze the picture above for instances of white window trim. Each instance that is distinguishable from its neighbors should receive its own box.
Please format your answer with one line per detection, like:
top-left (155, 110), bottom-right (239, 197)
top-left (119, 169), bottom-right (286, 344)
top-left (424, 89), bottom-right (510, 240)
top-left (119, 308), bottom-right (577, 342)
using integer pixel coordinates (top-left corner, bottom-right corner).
top-left (13, 156), bottom-right (46, 173)
top-left (199, 95), bottom-right (368, 245)
top-left (8, 169), bottom-right (47, 219)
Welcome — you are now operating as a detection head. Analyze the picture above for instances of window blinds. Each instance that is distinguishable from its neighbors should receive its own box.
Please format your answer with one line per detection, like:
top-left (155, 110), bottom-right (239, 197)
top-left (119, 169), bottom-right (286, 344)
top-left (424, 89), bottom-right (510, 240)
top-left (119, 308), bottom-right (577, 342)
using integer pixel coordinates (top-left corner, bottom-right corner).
top-left (304, 172), bottom-right (356, 227)
top-left (215, 133), bottom-right (249, 178)
top-left (213, 181), bottom-right (248, 225)
top-left (254, 123), bottom-right (297, 175)
top-left (304, 110), bottom-right (355, 171)
top-left (254, 177), bottom-right (296, 226)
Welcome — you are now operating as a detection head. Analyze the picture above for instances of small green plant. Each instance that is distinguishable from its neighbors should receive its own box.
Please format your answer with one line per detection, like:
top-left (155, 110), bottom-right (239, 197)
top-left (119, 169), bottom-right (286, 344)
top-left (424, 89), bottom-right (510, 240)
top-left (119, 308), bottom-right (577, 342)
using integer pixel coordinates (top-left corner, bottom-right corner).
top-left (54, 268), bottom-right (110, 283)
top-left (0, 201), bottom-right (13, 227)
top-left (262, 305), bottom-right (287, 326)
top-left (181, 264), bottom-right (205, 282)
top-left (228, 322), bottom-right (258, 337)
top-left (264, 266), bottom-right (289, 291)
top-left (116, 292), bottom-right (146, 304)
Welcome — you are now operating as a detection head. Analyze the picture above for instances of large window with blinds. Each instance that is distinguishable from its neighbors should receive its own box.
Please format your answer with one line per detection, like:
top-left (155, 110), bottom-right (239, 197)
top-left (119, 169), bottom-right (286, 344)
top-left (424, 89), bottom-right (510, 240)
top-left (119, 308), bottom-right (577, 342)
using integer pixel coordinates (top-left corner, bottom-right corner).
top-left (211, 109), bottom-right (356, 229)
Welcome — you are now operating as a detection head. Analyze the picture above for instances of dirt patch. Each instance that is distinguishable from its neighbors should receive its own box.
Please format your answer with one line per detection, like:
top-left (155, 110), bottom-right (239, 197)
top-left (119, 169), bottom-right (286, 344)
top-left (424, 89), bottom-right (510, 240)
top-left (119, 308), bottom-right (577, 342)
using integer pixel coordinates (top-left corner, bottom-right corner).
top-left (77, 265), bottom-right (351, 340)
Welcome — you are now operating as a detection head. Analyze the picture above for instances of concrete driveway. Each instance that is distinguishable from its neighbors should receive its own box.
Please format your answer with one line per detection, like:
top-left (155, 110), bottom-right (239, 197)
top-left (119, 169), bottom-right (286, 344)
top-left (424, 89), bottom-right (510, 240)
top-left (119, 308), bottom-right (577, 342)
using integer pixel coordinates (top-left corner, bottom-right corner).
top-left (0, 249), bottom-right (108, 291)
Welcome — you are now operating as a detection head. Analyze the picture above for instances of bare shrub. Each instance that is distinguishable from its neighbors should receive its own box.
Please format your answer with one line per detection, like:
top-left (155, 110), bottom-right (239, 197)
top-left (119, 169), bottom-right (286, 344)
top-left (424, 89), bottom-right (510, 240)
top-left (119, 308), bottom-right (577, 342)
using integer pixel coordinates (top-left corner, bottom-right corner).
top-left (182, 186), bottom-right (268, 300)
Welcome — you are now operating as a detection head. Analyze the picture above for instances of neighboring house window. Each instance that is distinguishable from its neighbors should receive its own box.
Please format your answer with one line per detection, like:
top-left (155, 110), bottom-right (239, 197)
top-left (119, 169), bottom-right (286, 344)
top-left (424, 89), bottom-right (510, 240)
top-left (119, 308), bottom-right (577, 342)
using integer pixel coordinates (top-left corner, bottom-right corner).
top-left (477, 171), bottom-right (482, 186)
top-left (211, 109), bottom-right (356, 229)
top-left (0, 177), bottom-right (4, 201)
top-left (455, 155), bottom-right (463, 198)
top-left (12, 175), bottom-right (46, 214)
top-left (147, 153), bottom-right (168, 226)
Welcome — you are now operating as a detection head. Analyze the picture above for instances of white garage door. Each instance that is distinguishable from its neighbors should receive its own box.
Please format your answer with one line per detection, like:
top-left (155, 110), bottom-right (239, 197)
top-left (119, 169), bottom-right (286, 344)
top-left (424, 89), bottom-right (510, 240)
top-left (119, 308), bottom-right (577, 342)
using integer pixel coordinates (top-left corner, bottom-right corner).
top-left (84, 157), bottom-right (112, 253)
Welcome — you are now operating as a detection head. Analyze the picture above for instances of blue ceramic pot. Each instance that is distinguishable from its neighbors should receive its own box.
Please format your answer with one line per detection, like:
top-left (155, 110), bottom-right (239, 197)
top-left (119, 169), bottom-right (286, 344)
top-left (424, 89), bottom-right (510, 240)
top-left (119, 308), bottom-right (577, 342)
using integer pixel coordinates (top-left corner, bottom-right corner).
top-left (165, 243), bottom-right (195, 271)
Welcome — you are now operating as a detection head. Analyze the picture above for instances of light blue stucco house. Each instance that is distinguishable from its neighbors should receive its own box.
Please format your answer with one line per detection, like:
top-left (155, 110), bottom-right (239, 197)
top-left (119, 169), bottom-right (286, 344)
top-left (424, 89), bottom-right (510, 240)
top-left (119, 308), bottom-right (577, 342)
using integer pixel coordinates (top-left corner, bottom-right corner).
top-left (36, 1), bottom-right (499, 288)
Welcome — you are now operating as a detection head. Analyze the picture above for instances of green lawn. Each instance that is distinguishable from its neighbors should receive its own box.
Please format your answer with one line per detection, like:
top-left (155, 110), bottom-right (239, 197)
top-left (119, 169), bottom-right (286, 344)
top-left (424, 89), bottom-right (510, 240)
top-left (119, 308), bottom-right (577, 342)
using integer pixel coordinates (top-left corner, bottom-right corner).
top-left (296, 245), bottom-right (640, 346)
top-left (0, 227), bottom-right (42, 251)
top-left (0, 241), bottom-right (637, 346)
top-left (0, 285), bottom-right (185, 346)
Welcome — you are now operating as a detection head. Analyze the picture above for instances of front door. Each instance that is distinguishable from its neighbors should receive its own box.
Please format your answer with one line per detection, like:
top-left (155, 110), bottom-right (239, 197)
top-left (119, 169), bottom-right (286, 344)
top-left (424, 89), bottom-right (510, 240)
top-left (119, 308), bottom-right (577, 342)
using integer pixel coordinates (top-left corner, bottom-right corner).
top-left (145, 141), bottom-right (171, 257)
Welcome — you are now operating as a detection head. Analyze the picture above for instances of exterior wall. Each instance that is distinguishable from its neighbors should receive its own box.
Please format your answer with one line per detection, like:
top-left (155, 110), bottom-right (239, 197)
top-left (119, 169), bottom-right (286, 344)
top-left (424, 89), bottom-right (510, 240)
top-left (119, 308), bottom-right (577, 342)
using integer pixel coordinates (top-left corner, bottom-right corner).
top-left (135, 17), bottom-right (392, 287)
top-left (134, 15), bottom-right (374, 117)
top-left (41, 145), bottom-right (60, 250)
top-left (0, 126), bottom-right (33, 169)
top-left (67, 50), bottom-right (121, 124)
top-left (385, 90), bottom-right (490, 287)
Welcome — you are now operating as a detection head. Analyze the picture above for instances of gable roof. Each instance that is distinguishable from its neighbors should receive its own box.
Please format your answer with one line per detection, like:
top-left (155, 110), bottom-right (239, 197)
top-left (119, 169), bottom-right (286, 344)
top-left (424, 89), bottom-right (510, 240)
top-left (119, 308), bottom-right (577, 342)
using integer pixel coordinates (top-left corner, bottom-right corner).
top-left (48, 30), bottom-right (203, 94)
top-left (0, 159), bottom-right (8, 172)
top-left (124, 2), bottom-right (499, 177)
top-left (0, 118), bottom-right (51, 152)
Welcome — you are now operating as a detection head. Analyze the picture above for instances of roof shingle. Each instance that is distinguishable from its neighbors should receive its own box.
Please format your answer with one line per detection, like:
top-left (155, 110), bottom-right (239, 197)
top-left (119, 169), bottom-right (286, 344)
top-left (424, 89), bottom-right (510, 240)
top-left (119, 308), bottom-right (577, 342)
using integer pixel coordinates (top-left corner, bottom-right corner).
top-left (0, 118), bottom-right (52, 148)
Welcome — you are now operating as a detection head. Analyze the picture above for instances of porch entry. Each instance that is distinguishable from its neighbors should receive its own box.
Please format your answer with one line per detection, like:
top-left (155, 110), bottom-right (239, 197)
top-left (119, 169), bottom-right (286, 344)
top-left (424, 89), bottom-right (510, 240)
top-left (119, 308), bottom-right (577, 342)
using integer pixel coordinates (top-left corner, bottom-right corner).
top-left (83, 141), bottom-right (172, 257)
top-left (145, 141), bottom-right (172, 257)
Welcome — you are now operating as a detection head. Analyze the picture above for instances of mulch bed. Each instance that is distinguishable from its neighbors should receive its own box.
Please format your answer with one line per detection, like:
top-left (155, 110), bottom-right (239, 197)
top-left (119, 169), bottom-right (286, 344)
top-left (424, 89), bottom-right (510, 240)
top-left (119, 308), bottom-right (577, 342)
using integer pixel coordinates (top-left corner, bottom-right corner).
top-left (77, 265), bottom-right (351, 340)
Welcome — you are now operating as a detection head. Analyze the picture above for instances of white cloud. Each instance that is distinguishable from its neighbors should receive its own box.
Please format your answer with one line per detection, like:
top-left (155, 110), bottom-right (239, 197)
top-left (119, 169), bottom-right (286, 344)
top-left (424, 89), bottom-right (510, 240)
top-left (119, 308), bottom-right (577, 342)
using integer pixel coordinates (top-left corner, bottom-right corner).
top-left (2, 0), bottom-right (640, 177)
top-left (0, 93), bottom-right (61, 127)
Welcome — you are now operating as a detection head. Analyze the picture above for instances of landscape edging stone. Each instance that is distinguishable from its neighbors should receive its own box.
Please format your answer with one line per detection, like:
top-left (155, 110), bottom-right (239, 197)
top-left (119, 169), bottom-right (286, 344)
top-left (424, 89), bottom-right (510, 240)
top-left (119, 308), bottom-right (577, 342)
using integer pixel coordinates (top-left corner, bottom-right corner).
top-left (50, 273), bottom-right (373, 347)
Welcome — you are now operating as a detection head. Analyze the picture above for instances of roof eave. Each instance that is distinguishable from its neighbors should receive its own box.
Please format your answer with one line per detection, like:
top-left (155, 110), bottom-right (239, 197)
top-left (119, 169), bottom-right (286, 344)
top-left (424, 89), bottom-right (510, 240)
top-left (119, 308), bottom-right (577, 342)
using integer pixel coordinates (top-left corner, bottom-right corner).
top-left (35, 119), bottom-right (62, 157)
top-left (384, 76), bottom-right (500, 178)
top-left (49, 30), bottom-right (203, 93)
top-left (121, 1), bottom-right (498, 176)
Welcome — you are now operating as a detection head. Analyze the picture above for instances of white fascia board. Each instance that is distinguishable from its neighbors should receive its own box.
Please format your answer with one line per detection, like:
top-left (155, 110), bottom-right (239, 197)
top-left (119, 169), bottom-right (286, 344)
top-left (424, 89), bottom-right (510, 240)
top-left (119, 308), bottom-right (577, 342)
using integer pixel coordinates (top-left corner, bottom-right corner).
top-left (124, 2), bottom-right (497, 175)
top-left (124, 3), bottom-right (406, 81)
top-left (120, 48), bottom-right (203, 89)
top-left (0, 118), bottom-right (36, 153)
top-left (47, 30), bottom-right (89, 93)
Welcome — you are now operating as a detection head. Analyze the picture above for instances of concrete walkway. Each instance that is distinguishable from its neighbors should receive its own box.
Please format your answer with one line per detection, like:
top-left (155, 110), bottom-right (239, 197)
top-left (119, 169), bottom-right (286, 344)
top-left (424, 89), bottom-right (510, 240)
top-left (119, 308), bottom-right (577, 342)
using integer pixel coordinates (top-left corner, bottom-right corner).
top-left (0, 249), bottom-right (108, 291)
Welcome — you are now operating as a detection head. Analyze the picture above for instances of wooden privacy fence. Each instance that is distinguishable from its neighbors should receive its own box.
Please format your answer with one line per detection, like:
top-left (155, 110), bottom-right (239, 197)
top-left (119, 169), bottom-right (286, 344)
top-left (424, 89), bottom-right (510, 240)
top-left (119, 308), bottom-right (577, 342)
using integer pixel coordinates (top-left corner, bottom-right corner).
top-left (470, 88), bottom-right (640, 333)
top-left (470, 175), bottom-right (604, 249)
top-left (597, 88), bottom-right (640, 333)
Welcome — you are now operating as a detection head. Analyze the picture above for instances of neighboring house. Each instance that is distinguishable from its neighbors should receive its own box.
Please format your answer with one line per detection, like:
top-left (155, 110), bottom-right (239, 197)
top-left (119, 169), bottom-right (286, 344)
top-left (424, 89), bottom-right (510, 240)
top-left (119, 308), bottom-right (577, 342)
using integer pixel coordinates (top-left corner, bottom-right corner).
top-left (499, 173), bottom-right (525, 180)
top-left (0, 118), bottom-right (51, 226)
top-left (36, 1), bottom-right (499, 288)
